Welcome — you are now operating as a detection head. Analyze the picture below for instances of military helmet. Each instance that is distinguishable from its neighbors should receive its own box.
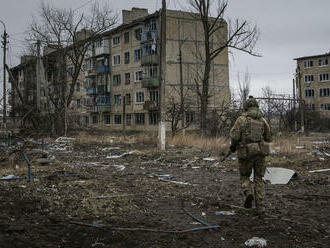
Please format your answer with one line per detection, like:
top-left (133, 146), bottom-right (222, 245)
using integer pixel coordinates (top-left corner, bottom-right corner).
top-left (244, 96), bottom-right (259, 110)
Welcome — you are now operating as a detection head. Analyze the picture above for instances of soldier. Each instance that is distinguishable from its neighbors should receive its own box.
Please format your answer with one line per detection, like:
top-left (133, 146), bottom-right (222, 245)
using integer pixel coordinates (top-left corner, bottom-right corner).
top-left (229, 96), bottom-right (272, 214)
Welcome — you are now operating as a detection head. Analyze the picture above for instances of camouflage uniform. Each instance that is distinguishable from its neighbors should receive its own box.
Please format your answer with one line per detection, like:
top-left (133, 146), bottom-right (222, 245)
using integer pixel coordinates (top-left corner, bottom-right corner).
top-left (230, 97), bottom-right (272, 213)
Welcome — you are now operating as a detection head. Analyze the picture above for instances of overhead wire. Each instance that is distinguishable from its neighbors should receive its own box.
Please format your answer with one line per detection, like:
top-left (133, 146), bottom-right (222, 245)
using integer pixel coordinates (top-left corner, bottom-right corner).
top-left (73, 0), bottom-right (97, 11)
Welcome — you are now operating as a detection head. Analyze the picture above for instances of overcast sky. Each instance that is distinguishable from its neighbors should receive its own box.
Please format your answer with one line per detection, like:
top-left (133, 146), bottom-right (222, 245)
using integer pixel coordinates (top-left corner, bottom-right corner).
top-left (1, 0), bottom-right (329, 98)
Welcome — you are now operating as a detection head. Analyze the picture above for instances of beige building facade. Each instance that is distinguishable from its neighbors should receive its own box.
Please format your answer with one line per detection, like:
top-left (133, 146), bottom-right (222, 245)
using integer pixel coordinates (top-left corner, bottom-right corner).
top-left (10, 8), bottom-right (230, 131)
top-left (295, 53), bottom-right (330, 118)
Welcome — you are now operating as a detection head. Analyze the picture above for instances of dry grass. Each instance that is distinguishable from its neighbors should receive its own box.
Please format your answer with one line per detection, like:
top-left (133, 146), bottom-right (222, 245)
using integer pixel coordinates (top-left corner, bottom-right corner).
top-left (168, 134), bottom-right (229, 152)
top-left (74, 132), bottom-right (158, 146)
top-left (74, 131), bottom-right (317, 155)
top-left (272, 135), bottom-right (313, 155)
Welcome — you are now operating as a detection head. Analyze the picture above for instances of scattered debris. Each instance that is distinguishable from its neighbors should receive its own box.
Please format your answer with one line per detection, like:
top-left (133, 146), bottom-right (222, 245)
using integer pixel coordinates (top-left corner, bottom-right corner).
top-left (101, 147), bottom-right (120, 151)
top-left (311, 149), bottom-right (330, 157)
top-left (69, 221), bottom-right (219, 233)
top-left (151, 173), bottom-right (173, 180)
top-left (35, 158), bottom-right (54, 165)
top-left (55, 137), bottom-right (76, 143)
top-left (106, 151), bottom-right (134, 159)
top-left (88, 162), bottom-right (126, 171)
top-left (203, 157), bottom-right (216, 162)
top-left (90, 194), bottom-right (133, 199)
top-left (309, 168), bottom-right (330, 174)
top-left (159, 178), bottom-right (190, 185)
top-left (251, 167), bottom-right (296, 184)
top-left (245, 237), bottom-right (267, 247)
top-left (215, 211), bottom-right (235, 216)
top-left (0, 175), bottom-right (15, 180)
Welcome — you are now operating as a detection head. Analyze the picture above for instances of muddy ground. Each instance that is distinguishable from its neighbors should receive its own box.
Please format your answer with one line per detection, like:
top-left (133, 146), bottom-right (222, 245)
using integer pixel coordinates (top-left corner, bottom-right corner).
top-left (0, 134), bottom-right (329, 247)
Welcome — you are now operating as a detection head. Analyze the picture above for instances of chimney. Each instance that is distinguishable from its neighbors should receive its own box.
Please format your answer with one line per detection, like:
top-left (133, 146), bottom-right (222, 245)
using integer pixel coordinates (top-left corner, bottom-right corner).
top-left (122, 8), bottom-right (149, 24)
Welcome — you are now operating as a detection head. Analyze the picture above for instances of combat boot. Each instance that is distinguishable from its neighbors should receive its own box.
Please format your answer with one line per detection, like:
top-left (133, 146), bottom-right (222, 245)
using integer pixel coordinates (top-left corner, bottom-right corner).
top-left (243, 191), bottom-right (254, 209)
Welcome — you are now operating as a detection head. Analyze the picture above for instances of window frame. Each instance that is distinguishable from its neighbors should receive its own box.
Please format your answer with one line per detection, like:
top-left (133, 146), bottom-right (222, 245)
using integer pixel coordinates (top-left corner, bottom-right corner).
top-left (113, 54), bottom-right (121, 66)
top-left (303, 60), bottom-right (313, 68)
top-left (124, 51), bottom-right (130, 64)
top-left (135, 113), bottom-right (145, 125)
top-left (124, 32), bottom-right (130, 43)
top-left (114, 94), bottom-right (122, 105)
top-left (113, 74), bottom-right (121, 86)
top-left (112, 36), bottom-right (120, 47)
top-left (114, 115), bottom-right (122, 124)
top-left (135, 91), bottom-right (144, 103)
top-left (319, 73), bottom-right (329, 82)
top-left (125, 72), bottom-right (131, 85)
top-left (134, 49), bottom-right (142, 61)
top-left (134, 71), bottom-right (143, 82)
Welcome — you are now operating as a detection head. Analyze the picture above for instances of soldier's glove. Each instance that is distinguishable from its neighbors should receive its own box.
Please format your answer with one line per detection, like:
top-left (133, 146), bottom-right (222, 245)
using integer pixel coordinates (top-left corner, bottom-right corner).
top-left (230, 139), bottom-right (239, 153)
top-left (229, 144), bottom-right (236, 153)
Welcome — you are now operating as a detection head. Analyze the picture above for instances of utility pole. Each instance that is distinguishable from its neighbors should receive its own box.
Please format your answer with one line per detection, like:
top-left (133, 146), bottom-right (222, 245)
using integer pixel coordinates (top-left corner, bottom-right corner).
top-left (297, 67), bottom-right (304, 133)
top-left (36, 40), bottom-right (41, 110)
top-left (179, 44), bottom-right (185, 135)
top-left (159, 0), bottom-right (166, 150)
top-left (123, 95), bottom-right (126, 133)
top-left (1, 20), bottom-right (8, 127)
top-left (293, 78), bottom-right (297, 131)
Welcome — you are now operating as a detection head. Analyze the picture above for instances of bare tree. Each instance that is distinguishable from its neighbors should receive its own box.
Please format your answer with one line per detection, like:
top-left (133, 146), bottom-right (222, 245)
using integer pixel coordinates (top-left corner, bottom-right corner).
top-left (237, 68), bottom-right (251, 108)
top-left (22, 2), bottom-right (118, 134)
top-left (166, 86), bottom-right (195, 136)
top-left (187, 0), bottom-right (260, 133)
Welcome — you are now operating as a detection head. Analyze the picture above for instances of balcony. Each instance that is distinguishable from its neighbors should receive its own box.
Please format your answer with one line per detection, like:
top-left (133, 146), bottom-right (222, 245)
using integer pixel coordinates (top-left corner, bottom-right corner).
top-left (96, 105), bottom-right (110, 112)
top-left (86, 105), bottom-right (110, 113)
top-left (143, 100), bottom-right (159, 111)
top-left (87, 88), bottom-right (97, 95)
top-left (96, 65), bottom-right (110, 74)
top-left (141, 31), bottom-right (158, 43)
top-left (141, 54), bottom-right (159, 65)
top-left (97, 85), bottom-right (109, 94)
top-left (142, 77), bottom-right (160, 88)
top-left (86, 68), bottom-right (97, 77)
top-left (95, 46), bottom-right (110, 56)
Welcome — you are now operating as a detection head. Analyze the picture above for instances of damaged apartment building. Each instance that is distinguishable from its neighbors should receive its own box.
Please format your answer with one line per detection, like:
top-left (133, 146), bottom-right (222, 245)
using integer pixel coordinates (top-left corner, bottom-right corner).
top-left (9, 8), bottom-right (230, 130)
top-left (295, 53), bottom-right (330, 128)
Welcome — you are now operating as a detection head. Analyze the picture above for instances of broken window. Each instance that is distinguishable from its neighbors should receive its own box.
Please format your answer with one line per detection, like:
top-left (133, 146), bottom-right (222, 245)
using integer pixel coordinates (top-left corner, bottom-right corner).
top-left (125, 73), bottom-right (131, 84)
top-left (319, 88), bottom-right (330, 97)
top-left (149, 112), bottom-right (159, 125)
top-left (318, 58), bottom-right (328, 66)
top-left (134, 71), bottom-right (143, 82)
top-left (304, 60), bottom-right (313, 68)
top-left (135, 92), bottom-right (144, 103)
top-left (113, 74), bottom-right (121, 86)
top-left (112, 36), bottom-right (120, 46)
top-left (319, 73), bottom-right (329, 82)
top-left (304, 75), bottom-right (314, 84)
top-left (114, 115), bottom-right (122, 124)
top-left (114, 94), bottom-right (121, 105)
top-left (125, 93), bottom-right (131, 105)
top-left (124, 32), bottom-right (130, 43)
top-left (305, 89), bottom-right (314, 98)
top-left (104, 115), bottom-right (110, 124)
top-left (92, 115), bottom-right (98, 124)
top-left (126, 114), bottom-right (131, 126)
top-left (124, 52), bottom-right (130, 64)
top-left (135, 113), bottom-right (145, 125)
top-left (134, 49), bottom-right (142, 61)
top-left (134, 27), bottom-right (142, 40)
top-left (113, 54), bottom-right (120, 65)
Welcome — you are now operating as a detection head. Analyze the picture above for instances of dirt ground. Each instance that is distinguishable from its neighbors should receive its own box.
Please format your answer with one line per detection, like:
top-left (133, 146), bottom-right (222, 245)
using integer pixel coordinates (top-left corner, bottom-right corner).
top-left (0, 133), bottom-right (329, 248)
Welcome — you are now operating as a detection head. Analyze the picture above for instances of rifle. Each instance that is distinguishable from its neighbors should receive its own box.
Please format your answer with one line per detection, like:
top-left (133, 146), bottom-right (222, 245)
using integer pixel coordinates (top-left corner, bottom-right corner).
top-left (220, 150), bottom-right (232, 162)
